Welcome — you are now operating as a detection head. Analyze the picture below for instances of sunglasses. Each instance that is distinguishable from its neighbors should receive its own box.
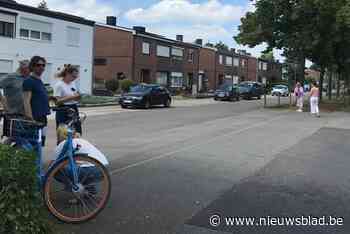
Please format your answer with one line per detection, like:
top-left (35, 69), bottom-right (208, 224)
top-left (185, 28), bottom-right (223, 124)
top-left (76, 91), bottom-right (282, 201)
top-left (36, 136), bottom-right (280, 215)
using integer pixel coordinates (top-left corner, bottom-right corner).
top-left (35, 63), bottom-right (46, 68)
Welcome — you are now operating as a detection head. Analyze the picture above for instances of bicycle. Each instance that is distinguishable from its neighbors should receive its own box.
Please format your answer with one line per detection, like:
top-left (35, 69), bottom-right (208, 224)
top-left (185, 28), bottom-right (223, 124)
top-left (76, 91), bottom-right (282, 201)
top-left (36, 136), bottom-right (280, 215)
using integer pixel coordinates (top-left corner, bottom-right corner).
top-left (0, 107), bottom-right (111, 223)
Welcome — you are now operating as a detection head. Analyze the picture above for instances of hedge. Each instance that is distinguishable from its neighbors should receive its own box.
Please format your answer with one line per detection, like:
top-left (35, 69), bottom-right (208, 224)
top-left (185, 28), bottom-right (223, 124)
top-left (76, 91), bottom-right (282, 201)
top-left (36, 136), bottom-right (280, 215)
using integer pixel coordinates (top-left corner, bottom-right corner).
top-left (0, 144), bottom-right (51, 234)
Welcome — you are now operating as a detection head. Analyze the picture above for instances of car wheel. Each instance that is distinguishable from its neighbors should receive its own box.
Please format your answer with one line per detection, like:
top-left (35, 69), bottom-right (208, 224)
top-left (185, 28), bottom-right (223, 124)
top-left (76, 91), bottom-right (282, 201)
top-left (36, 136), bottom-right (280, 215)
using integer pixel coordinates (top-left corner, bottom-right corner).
top-left (214, 97), bottom-right (218, 101)
top-left (236, 96), bottom-right (240, 101)
top-left (257, 95), bottom-right (261, 100)
top-left (121, 104), bottom-right (127, 109)
top-left (164, 98), bottom-right (171, 108)
top-left (144, 100), bottom-right (151, 109)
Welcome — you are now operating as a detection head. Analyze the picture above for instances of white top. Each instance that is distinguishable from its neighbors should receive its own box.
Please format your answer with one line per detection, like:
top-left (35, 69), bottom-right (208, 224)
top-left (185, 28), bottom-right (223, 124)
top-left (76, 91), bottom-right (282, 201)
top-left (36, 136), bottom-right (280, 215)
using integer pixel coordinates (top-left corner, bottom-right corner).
top-left (53, 80), bottom-right (79, 105)
top-left (54, 138), bottom-right (109, 166)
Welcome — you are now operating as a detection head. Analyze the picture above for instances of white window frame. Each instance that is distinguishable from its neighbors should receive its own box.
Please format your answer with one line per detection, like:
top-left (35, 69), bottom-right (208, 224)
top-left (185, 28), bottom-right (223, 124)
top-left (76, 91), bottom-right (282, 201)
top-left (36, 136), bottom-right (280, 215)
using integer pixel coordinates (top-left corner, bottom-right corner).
top-left (233, 58), bottom-right (239, 67)
top-left (225, 56), bottom-right (233, 66)
top-left (157, 45), bottom-right (170, 57)
top-left (156, 72), bottom-right (168, 86)
top-left (142, 42), bottom-right (150, 55)
top-left (20, 18), bottom-right (52, 42)
top-left (170, 72), bottom-right (183, 87)
top-left (219, 55), bottom-right (223, 65)
top-left (171, 47), bottom-right (184, 58)
top-left (188, 49), bottom-right (194, 62)
top-left (66, 26), bottom-right (80, 47)
top-left (263, 62), bottom-right (268, 71)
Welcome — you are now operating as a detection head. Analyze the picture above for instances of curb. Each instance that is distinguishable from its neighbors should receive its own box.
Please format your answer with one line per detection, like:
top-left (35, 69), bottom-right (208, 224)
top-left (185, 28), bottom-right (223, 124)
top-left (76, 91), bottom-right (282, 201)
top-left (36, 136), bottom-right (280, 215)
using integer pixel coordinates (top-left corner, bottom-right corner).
top-left (79, 102), bottom-right (119, 108)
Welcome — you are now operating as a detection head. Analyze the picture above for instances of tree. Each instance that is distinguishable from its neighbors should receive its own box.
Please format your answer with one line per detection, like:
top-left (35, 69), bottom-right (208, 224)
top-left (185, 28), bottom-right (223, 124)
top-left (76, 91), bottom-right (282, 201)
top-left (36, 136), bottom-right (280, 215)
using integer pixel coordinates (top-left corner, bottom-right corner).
top-left (204, 42), bottom-right (214, 48)
top-left (260, 51), bottom-right (275, 61)
top-left (38, 0), bottom-right (48, 10)
top-left (214, 41), bottom-right (229, 51)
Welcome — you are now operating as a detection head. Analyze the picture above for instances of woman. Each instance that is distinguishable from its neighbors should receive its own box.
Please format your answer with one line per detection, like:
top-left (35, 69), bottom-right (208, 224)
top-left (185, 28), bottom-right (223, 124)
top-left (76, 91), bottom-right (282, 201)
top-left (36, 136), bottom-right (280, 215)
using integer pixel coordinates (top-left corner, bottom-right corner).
top-left (53, 65), bottom-right (82, 138)
top-left (294, 82), bottom-right (304, 112)
top-left (309, 82), bottom-right (320, 117)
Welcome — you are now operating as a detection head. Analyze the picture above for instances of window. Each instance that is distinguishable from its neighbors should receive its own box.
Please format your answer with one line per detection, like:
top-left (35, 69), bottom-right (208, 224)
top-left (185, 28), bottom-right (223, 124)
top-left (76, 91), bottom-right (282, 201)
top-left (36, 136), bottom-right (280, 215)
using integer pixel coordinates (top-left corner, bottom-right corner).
top-left (188, 49), bottom-right (194, 62)
top-left (170, 72), bottom-right (183, 87)
top-left (94, 58), bottom-right (107, 66)
top-left (172, 47), bottom-right (184, 58)
top-left (0, 60), bottom-right (13, 77)
top-left (20, 18), bottom-right (52, 42)
top-left (226, 56), bottom-right (233, 66)
top-left (20, 29), bottom-right (29, 38)
top-left (241, 59), bottom-right (246, 67)
top-left (30, 30), bottom-right (40, 39)
top-left (156, 72), bottom-right (168, 86)
top-left (0, 12), bottom-right (15, 38)
top-left (263, 62), bottom-right (268, 71)
top-left (233, 58), bottom-right (239, 67)
top-left (66, 26), bottom-right (80, 47)
top-left (41, 32), bottom-right (52, 41)
top-left (142, 42), bottom-right (150, 55)
top-left (157, 45), bottom-right (170, 57)
top-left (0, 21), bottom-right (14, 38)
top-left (219, 55), bottom-right (223, 65)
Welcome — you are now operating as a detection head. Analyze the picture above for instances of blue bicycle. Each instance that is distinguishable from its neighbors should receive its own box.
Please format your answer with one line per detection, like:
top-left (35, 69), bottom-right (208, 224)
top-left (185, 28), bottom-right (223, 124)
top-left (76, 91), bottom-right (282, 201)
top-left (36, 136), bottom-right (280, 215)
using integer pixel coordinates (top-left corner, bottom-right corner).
top-left (0, 107), bottom-right (111, 223)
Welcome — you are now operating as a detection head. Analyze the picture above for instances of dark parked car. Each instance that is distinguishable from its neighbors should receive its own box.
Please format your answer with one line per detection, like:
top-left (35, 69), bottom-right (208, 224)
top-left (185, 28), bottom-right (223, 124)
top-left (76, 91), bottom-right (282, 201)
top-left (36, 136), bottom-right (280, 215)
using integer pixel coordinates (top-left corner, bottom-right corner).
top-left (119, 84), bottom-right (171, 109)
top-left (214, 84), bottom-right (240, 102)
top-left (239, 82), bottom-right (264, 99)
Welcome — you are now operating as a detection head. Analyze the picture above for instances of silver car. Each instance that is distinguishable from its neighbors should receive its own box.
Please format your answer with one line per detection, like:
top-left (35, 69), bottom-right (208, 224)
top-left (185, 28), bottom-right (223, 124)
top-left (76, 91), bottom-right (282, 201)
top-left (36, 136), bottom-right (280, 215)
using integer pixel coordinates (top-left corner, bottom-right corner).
top-left (272, 85), bottom-right (289, 97)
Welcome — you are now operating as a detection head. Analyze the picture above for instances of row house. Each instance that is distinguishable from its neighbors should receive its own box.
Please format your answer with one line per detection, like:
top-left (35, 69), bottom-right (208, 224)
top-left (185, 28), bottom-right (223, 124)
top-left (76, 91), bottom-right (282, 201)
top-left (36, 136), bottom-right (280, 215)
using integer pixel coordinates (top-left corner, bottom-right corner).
top-left (94, 17), bottom-right (282, 93)
top-left (132, 27), bottom-right (200, 93)
top-left (0, 0), bottom-right (95, 94)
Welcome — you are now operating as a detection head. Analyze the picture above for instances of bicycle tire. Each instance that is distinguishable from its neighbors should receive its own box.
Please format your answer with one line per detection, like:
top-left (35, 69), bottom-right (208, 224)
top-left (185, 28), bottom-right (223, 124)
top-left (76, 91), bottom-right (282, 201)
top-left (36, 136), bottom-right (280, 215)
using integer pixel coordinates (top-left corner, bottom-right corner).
top-left (44, 155), bottom-right (111, 223)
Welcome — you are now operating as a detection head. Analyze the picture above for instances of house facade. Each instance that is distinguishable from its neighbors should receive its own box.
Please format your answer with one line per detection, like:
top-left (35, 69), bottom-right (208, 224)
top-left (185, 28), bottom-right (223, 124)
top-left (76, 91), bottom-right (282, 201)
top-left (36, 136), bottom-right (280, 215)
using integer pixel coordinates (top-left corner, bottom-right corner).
top-left (0, 0), bottom-right (94, 94)
top-left (94, 19), bottom-right (134, 89)
top-left (133, 27), bottom-right (200, 93)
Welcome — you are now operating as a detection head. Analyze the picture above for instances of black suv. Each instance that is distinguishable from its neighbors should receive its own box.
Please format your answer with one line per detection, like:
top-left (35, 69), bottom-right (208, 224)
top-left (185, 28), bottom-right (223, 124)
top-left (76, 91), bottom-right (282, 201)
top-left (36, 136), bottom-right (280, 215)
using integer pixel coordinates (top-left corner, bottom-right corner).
top-left (239, 82), bottom-right (264, 99)
top-left (119, 84), bottom-right (172, 109)
top-left (214, 83), bottom-right (240, 102)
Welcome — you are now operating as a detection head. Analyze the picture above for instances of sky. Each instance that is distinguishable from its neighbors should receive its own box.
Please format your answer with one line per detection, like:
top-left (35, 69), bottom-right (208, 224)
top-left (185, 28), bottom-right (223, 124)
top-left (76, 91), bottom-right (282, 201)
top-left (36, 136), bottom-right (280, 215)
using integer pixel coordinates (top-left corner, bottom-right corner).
top-left (17, 0), bottom-right (285, 61)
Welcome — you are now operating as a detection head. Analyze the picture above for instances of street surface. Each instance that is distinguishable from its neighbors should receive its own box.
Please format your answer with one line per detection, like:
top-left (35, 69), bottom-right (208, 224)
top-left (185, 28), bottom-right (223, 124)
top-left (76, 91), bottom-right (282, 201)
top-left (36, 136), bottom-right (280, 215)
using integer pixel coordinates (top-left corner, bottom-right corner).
top-left (41, 97), bottom-right (350, 234)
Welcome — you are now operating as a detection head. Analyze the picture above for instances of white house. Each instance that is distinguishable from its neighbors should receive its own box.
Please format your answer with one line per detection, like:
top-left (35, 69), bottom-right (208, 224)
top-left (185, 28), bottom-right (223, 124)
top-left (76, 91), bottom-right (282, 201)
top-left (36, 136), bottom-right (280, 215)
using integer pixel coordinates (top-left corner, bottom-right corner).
top-left (0, 0), bottom-right (94, 94)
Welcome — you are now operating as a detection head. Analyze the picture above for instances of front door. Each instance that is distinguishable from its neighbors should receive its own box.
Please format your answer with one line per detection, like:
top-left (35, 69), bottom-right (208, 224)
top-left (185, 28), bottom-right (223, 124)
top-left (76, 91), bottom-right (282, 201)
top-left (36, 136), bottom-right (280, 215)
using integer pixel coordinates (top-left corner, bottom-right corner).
top-left (141, 69), bottom-right (151, 84)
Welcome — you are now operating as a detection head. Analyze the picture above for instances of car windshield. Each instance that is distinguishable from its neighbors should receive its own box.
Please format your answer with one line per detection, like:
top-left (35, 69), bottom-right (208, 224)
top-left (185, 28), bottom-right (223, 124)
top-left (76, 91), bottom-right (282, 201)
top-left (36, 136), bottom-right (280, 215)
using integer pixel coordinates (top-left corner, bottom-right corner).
top-left (274, 85), bottom-right (287, 89)
top-left (129, 85), bottom-right (153, 93)
top-left (239, 83), bottom-right (253, 88)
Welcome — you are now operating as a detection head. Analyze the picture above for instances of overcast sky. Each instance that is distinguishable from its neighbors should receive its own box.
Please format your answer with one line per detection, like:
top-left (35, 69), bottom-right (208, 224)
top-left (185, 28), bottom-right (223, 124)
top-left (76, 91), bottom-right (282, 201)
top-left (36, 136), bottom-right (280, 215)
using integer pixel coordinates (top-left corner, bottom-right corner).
top-left (18, 0), bottom-right (286, 61)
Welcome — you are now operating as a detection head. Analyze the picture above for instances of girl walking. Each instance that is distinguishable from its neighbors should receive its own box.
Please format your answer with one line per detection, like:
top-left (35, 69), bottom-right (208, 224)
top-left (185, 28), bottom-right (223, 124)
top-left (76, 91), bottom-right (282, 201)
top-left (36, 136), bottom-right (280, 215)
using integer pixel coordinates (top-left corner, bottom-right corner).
top-left (309, 82), bottom-right (320, 117)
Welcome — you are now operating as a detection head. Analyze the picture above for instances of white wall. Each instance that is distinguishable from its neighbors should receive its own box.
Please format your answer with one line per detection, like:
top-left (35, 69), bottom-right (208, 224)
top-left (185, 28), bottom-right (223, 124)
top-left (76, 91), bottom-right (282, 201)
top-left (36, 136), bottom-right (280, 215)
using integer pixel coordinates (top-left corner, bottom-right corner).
top-left (0, 7), bottom-right (94, 94)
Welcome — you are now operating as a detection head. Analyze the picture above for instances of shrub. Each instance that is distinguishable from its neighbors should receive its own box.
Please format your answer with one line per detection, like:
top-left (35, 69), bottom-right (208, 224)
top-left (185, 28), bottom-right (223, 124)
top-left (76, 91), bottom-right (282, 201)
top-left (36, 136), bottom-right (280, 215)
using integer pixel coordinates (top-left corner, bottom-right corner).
top-left (0, 145), bottom-right (51, 234)
top-left (120, 79), bottom-right (135, 92)
top-left (105, 78), bottom-right (119, 94)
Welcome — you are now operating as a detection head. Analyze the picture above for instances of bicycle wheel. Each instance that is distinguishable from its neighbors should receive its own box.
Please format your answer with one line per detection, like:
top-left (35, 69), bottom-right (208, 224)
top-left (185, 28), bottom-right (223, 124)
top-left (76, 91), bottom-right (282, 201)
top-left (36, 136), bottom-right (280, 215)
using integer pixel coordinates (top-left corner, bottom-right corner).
top-left (44, 155), bottom-right (111, 223)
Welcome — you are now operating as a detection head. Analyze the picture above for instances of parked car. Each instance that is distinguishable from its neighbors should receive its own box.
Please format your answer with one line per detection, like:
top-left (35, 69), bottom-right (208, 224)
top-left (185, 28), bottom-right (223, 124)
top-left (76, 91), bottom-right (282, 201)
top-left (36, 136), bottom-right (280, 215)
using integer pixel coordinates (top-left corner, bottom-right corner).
top-left (239, 82), bottom-right (264, 99)
top-left (119, 84), bottom-right (171, 109)
top-left (214, 84), bottom-right (240, 102)
top-left (271, 85), bottom-right (289, 96)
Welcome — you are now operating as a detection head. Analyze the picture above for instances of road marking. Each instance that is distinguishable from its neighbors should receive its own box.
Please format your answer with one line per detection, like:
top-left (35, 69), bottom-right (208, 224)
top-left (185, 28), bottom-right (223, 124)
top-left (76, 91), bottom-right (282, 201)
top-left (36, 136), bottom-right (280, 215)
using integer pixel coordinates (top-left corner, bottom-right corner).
top-left (110, 113), bottom-right (288, 175)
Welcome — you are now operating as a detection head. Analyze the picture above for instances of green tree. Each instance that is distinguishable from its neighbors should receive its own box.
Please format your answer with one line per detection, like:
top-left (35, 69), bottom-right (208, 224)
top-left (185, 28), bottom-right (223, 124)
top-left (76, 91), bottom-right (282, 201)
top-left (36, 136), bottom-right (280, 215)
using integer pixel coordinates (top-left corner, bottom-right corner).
top-left (260, 51), bottom-right (275, 61)
top-left (214, 41), bottom-right (229, 51)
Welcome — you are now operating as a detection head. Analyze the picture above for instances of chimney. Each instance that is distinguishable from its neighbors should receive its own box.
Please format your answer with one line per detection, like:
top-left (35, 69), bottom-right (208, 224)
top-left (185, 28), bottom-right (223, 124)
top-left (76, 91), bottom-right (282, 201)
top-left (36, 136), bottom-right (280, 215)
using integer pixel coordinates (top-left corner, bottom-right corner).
top-left (195, 39), bottom-right (203, 46)
top-left (176, 35), bottom-right (183, 42)
top-left (133, 26), bottom-right (146, 33)
top-left (230, 48), bottom-right (236, 53)
top-left (106, 16), bottom-right (117, 26)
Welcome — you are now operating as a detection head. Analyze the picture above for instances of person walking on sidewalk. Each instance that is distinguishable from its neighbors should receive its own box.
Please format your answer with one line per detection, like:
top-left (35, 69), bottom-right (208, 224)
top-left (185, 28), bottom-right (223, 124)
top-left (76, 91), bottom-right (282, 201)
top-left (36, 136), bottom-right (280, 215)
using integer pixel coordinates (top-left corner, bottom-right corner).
top-left (309, 82), bottom-right (320, 117)
top-left (294, 82), bottom-right (304, 112)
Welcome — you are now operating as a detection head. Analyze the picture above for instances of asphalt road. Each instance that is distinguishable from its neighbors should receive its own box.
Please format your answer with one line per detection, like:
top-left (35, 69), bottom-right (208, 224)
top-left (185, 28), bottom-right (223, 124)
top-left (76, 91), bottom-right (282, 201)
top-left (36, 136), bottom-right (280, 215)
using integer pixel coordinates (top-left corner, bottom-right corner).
top-left (49, 97), bottom-right (350, 234)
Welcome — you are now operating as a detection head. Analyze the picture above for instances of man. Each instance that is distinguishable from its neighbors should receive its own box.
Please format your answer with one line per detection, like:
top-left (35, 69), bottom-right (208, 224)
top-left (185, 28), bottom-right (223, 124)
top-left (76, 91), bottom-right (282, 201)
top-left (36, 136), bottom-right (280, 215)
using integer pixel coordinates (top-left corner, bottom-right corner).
top-left (23, 56), bottom-right (50, 145)
top-left (0, 60), bottom-right (30, 114)
top-left (0, 60), bottom-right (30, 137)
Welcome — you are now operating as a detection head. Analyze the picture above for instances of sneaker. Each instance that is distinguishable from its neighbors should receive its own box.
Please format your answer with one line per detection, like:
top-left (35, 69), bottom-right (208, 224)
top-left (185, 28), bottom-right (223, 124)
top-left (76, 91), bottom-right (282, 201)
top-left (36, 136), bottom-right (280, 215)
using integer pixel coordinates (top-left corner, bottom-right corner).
top-left (297, 109), bottom-right (303, 112)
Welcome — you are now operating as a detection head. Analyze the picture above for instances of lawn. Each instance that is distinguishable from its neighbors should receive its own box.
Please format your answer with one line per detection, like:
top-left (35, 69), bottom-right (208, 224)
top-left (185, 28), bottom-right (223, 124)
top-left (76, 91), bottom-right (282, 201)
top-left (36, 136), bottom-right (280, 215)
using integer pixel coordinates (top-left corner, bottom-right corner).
top-left (80, 95), bottom-right (119, 105)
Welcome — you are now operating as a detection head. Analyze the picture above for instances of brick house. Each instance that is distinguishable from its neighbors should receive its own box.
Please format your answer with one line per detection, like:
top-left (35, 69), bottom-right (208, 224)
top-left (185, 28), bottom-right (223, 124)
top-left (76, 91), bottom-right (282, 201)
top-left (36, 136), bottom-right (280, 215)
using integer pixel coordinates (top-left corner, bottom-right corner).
top-left (198, 45), bottom-right (217, 91)
top-left (93, 17), bottom-right (134, 89)
top-left (132, 27), bottom-right (200, 93)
